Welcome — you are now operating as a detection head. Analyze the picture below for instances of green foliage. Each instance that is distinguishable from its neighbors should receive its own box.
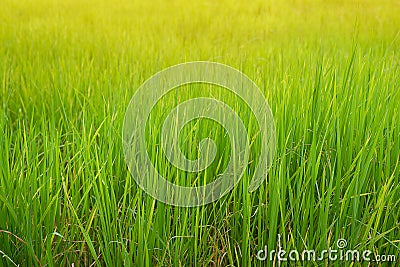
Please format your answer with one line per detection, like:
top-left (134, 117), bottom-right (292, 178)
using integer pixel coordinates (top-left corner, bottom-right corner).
top-left (0, 0), bottom-right (399, 266)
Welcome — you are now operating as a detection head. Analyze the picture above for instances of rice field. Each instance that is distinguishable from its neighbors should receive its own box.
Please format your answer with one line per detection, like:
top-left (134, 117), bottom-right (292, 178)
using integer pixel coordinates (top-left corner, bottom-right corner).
top-left (0, 0), bottom-right (399, 266)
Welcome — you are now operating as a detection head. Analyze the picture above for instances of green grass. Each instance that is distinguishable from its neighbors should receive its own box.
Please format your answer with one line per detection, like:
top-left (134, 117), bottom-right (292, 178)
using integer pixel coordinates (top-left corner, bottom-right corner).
top-left (0, 0), bottom-right (400, 266)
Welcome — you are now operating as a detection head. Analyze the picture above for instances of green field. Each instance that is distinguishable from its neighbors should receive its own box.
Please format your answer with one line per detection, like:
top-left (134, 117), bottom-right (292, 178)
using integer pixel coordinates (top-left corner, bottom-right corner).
top-left (0, 0), bottom-right (399, 266)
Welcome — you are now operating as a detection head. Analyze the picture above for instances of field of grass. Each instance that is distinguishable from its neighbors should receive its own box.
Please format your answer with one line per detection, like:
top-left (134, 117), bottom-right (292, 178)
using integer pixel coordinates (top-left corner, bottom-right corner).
top-left (1, 0), bottom-right (400, 266)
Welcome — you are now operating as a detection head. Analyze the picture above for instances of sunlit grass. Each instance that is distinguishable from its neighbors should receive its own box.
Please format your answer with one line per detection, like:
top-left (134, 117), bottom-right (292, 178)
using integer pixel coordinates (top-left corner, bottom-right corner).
top-left (0, 0), bottom-right (399, 266)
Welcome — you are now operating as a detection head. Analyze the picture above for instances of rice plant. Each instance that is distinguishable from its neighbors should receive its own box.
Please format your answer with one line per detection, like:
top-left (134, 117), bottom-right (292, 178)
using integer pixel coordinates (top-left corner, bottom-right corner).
top-left (0, 0), bottom-right (399, 266)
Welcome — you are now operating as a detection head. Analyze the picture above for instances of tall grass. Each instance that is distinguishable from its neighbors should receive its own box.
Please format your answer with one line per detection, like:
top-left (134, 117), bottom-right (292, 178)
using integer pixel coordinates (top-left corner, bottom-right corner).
top-left (0, 0), bottom-right (399, 266)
